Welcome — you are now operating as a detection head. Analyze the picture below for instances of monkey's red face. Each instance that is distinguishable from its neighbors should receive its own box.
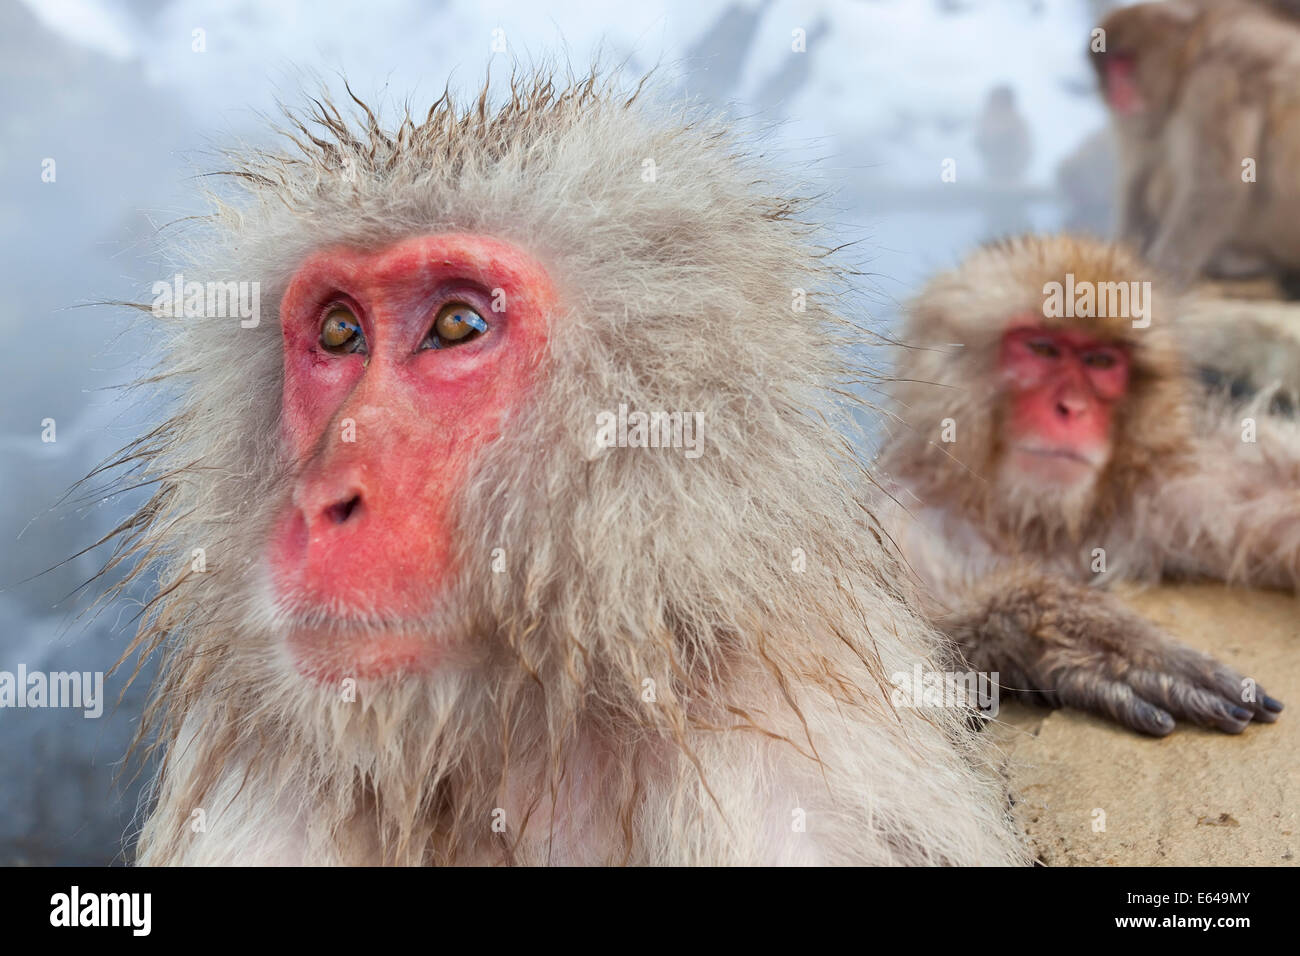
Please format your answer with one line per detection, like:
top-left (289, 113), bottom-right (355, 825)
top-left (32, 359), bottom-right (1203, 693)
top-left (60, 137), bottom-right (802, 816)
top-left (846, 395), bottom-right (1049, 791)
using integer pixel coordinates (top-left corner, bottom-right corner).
top-left (1103, 55), bottom-right (1145, 116)
top-left (266, 234), bottom-right (553, 681)
top-left (998, 326), bottom-right (1129, 489)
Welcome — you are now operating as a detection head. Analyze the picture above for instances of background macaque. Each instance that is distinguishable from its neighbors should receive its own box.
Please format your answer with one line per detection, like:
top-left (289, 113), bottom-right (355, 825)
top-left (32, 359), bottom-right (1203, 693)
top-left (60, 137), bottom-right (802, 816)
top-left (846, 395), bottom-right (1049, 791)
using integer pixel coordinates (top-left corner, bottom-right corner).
top-left (108, 73), bottom-right (1023, 865)
top-left (877, 235), bottom-right (1291, 736)
top-left (974, 85), bottom-right (1032, 185)
top-left (1178, 296), bottom-right (1300, 415)
top-left (1092, 0), bottom-right (1300, 286)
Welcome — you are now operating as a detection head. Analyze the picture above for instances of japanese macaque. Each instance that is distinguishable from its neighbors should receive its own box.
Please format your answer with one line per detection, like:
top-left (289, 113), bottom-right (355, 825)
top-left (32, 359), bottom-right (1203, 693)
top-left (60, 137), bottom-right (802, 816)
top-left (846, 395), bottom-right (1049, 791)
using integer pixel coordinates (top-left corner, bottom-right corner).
top-left (877, 235), bottom-right (1290, 737)
top-left (1178, 296), bottom-right (1300, 415)
top-left (1091, 0), bottom-right (1300, 286)
top-left (974, 85), bottom-right (1032, 185)
top-left (103, 72), bottom-right (1024, 865)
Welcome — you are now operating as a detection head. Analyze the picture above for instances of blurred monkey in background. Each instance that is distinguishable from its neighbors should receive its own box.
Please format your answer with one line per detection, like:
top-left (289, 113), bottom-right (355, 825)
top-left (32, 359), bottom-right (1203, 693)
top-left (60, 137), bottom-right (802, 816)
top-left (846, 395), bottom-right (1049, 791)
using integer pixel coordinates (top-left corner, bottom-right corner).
top-left (975, 85), bottom-right (1032, 185)
top-left (1093, 0), bottom-right (1300, 287)
top-left (876, 235), bottom-right (1289, 736)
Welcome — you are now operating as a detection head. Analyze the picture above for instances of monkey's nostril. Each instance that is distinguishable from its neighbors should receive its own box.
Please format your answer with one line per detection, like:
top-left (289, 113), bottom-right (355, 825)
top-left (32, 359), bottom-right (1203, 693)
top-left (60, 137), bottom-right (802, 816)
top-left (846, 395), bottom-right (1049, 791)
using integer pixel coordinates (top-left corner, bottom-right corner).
top-left (324, 494), bottom-right (363, 525)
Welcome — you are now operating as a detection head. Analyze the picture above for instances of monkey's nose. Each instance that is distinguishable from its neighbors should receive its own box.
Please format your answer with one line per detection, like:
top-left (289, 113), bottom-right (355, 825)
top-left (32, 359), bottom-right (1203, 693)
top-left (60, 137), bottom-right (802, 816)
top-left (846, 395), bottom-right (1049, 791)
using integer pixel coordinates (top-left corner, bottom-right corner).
top-left (322, 492), bottom-right (364, 526)
top-left (1056, 390), bottom-right (1089, 419)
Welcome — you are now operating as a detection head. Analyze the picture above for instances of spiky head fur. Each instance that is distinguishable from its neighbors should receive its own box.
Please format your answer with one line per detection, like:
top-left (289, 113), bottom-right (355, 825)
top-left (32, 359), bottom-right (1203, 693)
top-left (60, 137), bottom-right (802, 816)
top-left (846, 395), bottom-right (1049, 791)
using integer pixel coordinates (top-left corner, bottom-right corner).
top-left (104, 69), bottom-right (1023, 865)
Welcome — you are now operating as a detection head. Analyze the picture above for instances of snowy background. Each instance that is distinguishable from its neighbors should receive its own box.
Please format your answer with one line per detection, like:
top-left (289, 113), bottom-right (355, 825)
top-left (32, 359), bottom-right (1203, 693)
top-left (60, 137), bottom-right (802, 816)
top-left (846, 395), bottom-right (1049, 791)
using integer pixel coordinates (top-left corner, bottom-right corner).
top-left (0, 0), bottom-right (1121, 864)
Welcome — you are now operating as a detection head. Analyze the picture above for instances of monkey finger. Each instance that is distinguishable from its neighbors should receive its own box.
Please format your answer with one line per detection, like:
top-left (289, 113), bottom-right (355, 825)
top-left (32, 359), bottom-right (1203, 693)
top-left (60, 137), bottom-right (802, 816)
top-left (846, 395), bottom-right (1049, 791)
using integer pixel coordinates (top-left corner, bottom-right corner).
top-left (1217, 683), bottom-right (1284, 723)
top-left (1126, 669), bottom-right (1255, 734)
top-left (1147, 647), bottom-right (1284, 725)
top-left (1169, 657), bottom-right (1284, 724)
top-left (1057, 672), bottom-right (1176, 736)
top-left (1204, 671), bottom-right (1284, 723)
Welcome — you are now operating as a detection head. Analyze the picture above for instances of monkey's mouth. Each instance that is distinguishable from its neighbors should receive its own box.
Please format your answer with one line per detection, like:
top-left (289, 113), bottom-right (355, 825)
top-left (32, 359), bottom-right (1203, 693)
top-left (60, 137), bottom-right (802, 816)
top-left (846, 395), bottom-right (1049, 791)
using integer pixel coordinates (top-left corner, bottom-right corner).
top-left (1006, 444), bottom-right (1103, 487)
top-left (1012, 445), bottom-right (1099, 466)
top-left (283, 621), bottom-right (441, 683)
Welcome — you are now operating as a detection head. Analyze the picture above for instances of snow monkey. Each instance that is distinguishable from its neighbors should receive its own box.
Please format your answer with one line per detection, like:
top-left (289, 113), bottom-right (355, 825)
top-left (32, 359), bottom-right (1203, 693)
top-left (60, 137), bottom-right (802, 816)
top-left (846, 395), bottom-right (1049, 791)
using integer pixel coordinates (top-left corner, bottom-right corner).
top-left (1177, 295), bottom-right (1300, 417)
top-left (877, 235), bottom-right (1290, 737)
top-left (1091, 0), bottom-right (1300, 287)
top-left (103, 72), bottom-right (1024, 866)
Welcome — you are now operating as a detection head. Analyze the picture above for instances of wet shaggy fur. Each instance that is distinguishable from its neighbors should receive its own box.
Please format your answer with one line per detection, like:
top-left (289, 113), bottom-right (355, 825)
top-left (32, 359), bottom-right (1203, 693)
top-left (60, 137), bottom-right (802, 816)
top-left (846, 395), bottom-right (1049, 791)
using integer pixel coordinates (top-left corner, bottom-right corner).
top-left (99, 70), bottom-right (1025, 865)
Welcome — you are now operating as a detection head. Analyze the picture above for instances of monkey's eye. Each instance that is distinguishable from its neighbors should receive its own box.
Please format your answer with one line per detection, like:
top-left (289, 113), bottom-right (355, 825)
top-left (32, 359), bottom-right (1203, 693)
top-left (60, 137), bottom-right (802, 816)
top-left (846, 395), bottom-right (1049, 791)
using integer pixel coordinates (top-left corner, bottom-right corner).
top-left (425, 302), bottom-right (488, 349)
top-left (320, 305), bottom-right (365, 354)
top-left (1083, 352), bottom-right (1117, 370)
top-left (1026, 339), bottom-right (1060, 359)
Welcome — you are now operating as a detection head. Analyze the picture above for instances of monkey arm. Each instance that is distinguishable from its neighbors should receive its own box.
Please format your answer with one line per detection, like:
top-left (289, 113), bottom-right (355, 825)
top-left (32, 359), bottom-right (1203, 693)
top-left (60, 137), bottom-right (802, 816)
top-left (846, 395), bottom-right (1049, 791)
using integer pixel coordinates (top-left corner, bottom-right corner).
top-left (935, 571), bottom-right (1280, 736)
top-left (1117, 179), bottom-right (1152, 253)
top-left (1144, 67), bottom-right (1263, 281)
top-left (1114, 148), bottom-right (1158, 253)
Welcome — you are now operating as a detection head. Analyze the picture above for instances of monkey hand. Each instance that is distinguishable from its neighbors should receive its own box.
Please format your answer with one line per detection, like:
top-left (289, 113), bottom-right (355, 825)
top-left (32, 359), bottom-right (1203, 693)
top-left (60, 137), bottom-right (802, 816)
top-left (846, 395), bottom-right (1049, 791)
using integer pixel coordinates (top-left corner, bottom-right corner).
top-left (946, 580), bottom-right (1284, 736)
top-left (1043, 627), bottom-right (1284, 736)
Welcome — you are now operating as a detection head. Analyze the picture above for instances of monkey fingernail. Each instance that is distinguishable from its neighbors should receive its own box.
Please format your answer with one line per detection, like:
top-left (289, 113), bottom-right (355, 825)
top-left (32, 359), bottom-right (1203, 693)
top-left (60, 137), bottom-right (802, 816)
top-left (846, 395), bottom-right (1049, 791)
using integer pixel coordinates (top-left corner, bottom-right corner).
top-left (1136, 706), bottom-right (1176, 737)
top-left (1230, 706), bottom-right (1252, 721)
top-left (1250, 697), bottom-right (1284, 723)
